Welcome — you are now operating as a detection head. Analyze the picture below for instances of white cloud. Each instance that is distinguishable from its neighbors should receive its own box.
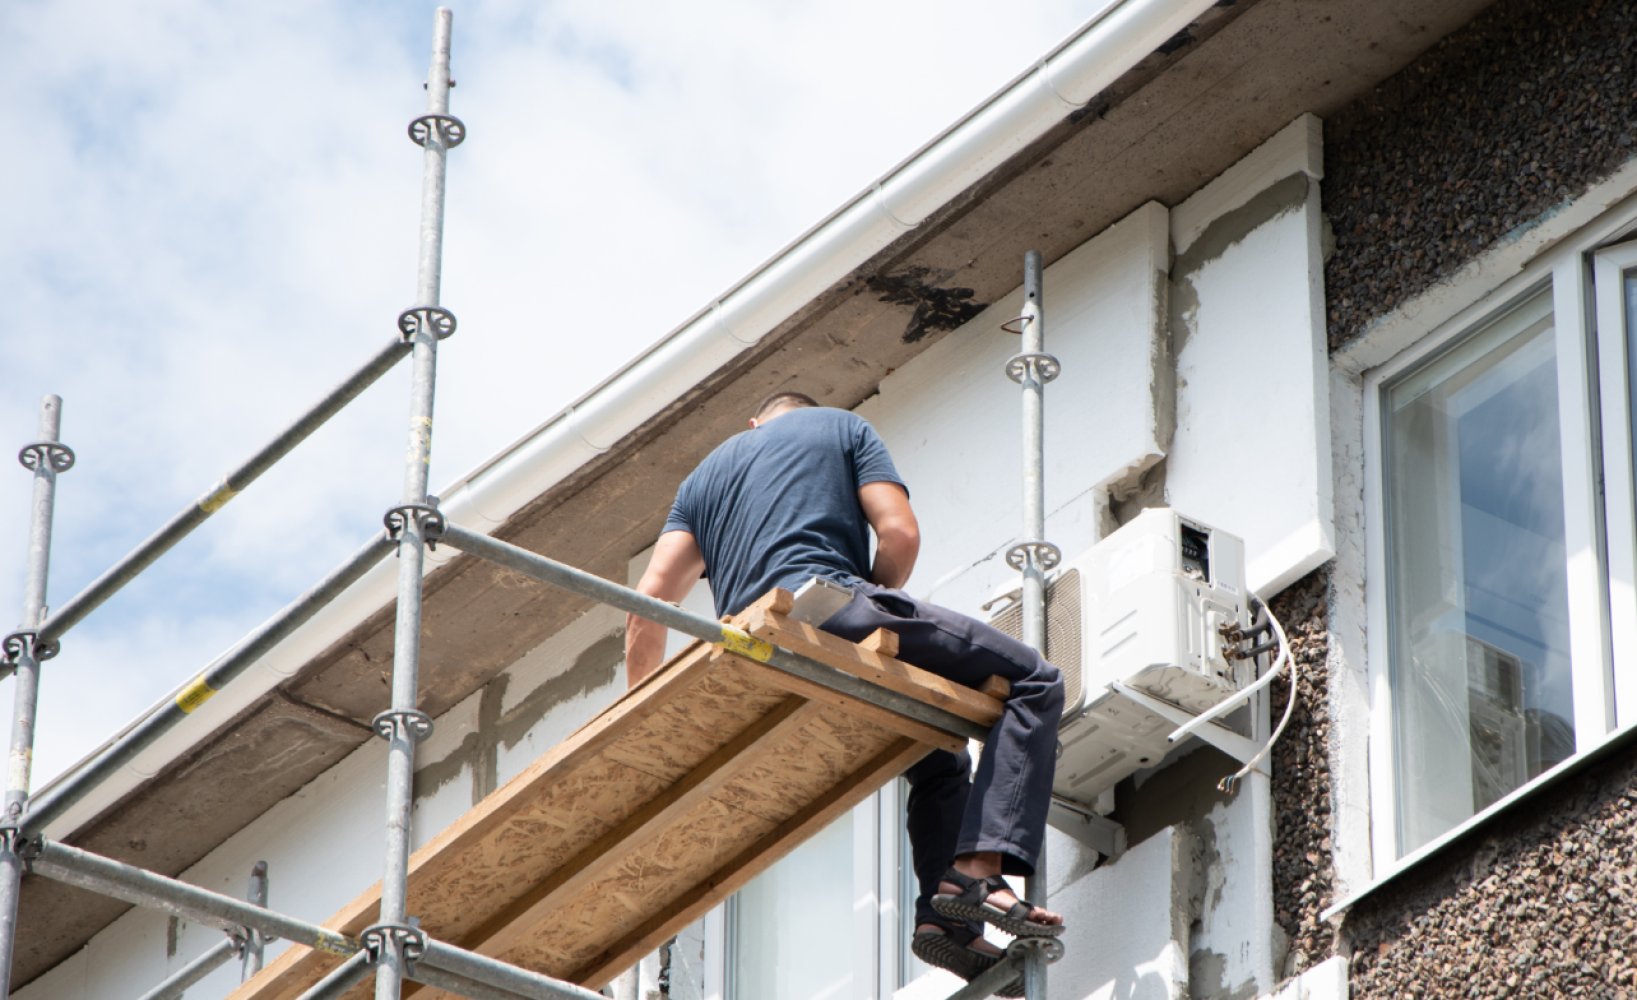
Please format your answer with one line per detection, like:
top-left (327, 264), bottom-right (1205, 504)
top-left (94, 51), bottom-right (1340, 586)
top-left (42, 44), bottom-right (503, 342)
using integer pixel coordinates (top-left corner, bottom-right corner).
top-left (0, 0), bottom-right (1099, 783)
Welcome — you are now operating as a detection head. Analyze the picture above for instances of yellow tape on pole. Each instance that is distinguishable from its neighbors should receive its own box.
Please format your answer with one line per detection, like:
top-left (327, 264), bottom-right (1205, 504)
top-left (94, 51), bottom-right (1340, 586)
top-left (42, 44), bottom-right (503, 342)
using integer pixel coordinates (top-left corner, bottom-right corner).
top-left (718, 627), bottom-right (774, 663)
top-left (198, 481), bottom-right (238, 514)
top-left (313, 934), bottom-right (357, 957)
top-left (175, 675), bottom-right (217, 714)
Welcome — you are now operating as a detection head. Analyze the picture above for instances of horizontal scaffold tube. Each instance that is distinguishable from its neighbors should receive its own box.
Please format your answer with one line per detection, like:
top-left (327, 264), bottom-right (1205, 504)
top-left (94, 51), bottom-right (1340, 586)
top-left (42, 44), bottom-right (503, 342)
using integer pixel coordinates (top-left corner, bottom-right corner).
top-left (32, 839), bottom-right (356, 957)
top-left (407, 964), bottom-right (530, 1000)
top-left (134, 935), bottom-right (239, 1000)
top-left (0, 339), bottom-right (413, 679)
top-left (436, 521), bottom-right (990, 743)
top-left (23, 531), bottom-right (398, 835)
top-left (295, 950), bottom-right (372, 1000)
top-left (29, 839), bottom-right (608, 1000)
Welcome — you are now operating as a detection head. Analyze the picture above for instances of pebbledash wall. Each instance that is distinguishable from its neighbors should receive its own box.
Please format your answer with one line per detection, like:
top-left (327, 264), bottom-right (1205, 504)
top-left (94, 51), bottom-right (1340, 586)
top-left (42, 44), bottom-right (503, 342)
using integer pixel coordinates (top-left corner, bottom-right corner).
top-left (1314, 0), bottom-right (1637, 996)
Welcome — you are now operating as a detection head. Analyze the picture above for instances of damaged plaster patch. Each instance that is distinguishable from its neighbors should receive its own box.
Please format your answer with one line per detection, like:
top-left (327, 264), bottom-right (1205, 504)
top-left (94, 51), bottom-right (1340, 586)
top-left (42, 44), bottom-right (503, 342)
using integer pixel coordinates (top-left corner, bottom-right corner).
top-left (867, 266), bottom-right (987, 343)
top-left (413, 632), bottom-right (623, 806)
top-left (1169, 174), bottom-right (1311, 361)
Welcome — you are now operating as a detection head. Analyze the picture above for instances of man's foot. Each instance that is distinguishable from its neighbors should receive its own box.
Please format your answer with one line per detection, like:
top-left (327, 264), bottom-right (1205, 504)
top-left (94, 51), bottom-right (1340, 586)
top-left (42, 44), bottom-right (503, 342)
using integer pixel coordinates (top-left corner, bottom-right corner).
top-left (910, 922), bottom-right (1022, 997)
top-left (931, 865), bottom-right (1064, 938)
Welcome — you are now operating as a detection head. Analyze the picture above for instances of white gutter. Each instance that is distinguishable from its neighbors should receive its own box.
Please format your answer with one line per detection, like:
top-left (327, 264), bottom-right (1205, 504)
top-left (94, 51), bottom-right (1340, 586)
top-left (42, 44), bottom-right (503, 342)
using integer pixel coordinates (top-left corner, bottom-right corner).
top-left (39, 0), bottom-right (1217, 839)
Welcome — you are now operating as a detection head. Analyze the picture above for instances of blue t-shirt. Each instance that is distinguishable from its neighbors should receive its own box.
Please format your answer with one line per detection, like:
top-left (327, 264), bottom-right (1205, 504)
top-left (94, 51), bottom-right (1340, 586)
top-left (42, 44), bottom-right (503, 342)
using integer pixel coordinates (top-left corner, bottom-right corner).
top-left (663, 407), bottom-right (906, 617)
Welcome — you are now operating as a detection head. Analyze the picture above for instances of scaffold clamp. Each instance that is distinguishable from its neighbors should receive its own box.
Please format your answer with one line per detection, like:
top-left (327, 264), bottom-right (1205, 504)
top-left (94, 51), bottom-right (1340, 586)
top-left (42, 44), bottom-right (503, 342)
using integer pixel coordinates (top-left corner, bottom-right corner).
top-left (18, 441), bottom-right (75, 474)
top-left (1004, 352), bottom-right (1061, 384)
top-left (1006, 541), bottom-right (1061, 573)
top-left (408, 113), bottom-right (466, 148)
top-left (1007, 935), bottom-right (1065, 963)
top-left (384, 502), bottom-right (446, 550)
top-left (2, 630), bottom-right (59, 664)
top-left (0, 828), bottom-right (40, 866)
top-left (397, 305), bottom-right (458, 342)
top-left (360, 921), bottom-right (427, 966)
top-left (371, 709), bottom-right (435, 745)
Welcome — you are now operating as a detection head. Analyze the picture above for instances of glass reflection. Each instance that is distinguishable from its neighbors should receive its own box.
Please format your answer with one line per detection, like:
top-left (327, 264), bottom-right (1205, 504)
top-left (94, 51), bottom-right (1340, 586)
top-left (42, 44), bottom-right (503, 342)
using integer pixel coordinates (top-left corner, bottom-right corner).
top-left (1384, 288), bottom-right (1575, 855)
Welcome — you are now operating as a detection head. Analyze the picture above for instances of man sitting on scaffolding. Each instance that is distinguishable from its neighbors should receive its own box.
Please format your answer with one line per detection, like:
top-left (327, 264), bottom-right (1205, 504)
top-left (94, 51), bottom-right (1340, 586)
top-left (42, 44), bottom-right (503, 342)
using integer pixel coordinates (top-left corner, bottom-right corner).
top-left (625, 390), bottom-right (1065, 993)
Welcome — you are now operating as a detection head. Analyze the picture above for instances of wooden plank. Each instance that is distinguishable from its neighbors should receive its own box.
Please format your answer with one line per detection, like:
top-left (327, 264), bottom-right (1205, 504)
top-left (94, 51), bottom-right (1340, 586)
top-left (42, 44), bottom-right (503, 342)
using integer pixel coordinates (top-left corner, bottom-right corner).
top-left (736, 605), bottom-right (1006, 727)
top-left (732, 658), bottom-right (964, 753)
top-left (448, 697), bottom-right (820, 960)
top-left (567, 736), bottom-right (930, 987)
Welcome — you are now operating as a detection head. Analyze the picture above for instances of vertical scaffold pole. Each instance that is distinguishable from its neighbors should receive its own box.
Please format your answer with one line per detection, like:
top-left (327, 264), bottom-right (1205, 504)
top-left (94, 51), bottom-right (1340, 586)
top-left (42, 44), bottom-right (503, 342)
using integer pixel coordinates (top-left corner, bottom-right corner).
top-left (243, 860), bottom-right (268, 979)
top-left (0, 396), bottom-right (74, 998)
top-left (372, 9), bottom-right (461, 1000)
top-left (1004, 251), bottom-right (1059, 1000)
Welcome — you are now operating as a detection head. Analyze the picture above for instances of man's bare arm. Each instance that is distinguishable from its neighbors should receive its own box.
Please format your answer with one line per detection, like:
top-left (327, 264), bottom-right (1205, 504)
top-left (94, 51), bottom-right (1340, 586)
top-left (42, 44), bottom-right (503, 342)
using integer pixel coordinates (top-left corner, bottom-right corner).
top-left (859, 481), bottom-right (919, 589)
top-left (626, 530), bottom-right (706, 687)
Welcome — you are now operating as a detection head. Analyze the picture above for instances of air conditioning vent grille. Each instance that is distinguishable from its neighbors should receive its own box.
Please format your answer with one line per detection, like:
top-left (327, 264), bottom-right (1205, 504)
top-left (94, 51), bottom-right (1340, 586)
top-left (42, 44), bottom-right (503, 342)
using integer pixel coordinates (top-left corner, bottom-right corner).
top-left (988, 569), bottom-right (1083, 710)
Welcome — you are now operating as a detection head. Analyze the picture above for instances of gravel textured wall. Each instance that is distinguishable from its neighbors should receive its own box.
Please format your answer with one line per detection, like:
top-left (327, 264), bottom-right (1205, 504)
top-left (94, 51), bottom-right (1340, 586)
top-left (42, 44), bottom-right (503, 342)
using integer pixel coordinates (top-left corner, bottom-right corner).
top-left (1267, 567), bottom-right (1336, 979)
top-left (1323, 0), bottom-right (1637, 351)
top-left (1344, 749), bottom-right (1637, 997)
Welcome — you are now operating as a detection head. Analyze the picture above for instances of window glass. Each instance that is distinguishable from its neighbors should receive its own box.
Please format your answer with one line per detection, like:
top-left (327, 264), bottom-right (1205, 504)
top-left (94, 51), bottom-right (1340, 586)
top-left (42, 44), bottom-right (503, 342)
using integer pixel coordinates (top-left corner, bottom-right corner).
top-left (1628, 271), bottom-right (1637, 466)
top-left (898, 785), bottom-right (930, 986)
top-left (1383, 288), bottom-right (1576, 854)
top-left (731, 811), bottom-right (857, 998)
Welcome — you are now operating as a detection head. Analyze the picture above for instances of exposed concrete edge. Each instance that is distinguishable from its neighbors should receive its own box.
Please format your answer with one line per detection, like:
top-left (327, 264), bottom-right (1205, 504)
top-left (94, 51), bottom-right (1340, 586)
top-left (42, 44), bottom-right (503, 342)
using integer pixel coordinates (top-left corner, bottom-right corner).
top-left (1172, 113), bottom-right (1325, 257)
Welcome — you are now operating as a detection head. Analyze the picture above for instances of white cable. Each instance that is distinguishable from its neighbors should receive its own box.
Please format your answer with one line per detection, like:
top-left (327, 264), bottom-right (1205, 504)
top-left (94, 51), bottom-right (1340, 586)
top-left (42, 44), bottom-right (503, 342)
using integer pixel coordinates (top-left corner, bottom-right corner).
top-left (1219, 595), bottom-right (1297, 795)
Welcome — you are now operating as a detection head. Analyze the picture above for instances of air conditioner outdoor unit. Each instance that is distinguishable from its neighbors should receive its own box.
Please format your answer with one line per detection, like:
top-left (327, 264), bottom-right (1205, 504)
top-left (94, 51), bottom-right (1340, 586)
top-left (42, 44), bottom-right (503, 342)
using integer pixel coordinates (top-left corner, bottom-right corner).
top-left (989, 507), bottom-right (1252, 806)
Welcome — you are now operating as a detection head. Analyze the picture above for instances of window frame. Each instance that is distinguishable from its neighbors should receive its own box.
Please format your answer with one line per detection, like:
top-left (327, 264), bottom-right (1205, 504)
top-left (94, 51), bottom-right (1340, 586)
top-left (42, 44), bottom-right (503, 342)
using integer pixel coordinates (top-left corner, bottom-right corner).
top-left (1362, 216), bottom-right (1637, 869)
top-left (1594, 242), bottom-right (1637, 718)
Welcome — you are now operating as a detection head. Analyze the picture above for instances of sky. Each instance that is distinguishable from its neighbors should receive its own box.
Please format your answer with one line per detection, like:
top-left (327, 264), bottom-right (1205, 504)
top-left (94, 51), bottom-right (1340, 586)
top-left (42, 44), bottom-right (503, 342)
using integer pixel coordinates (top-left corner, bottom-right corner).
top-left (0, 0), bottom-right (1102, 786)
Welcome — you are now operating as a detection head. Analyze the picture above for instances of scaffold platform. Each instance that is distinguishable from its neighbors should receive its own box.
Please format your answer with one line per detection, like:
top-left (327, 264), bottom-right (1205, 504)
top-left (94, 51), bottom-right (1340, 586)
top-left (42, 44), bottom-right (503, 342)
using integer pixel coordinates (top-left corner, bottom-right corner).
top-left (232, 588), bottom-right (1006, 998)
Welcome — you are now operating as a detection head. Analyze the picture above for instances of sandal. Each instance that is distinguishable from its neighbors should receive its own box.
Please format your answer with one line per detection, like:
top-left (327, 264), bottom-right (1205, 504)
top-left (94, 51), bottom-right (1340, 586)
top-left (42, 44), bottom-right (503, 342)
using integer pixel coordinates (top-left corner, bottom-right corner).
top-left (910, 922), bottom-right (1024, 998)
top-left (930, 867), bottom-right (1064, 938)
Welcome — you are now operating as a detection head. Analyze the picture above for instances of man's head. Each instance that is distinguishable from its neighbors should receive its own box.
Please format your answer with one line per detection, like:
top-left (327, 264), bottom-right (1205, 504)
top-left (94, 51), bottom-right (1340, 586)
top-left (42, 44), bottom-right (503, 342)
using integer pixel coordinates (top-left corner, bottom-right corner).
top-left (750, 390), bottom-right (818, 428)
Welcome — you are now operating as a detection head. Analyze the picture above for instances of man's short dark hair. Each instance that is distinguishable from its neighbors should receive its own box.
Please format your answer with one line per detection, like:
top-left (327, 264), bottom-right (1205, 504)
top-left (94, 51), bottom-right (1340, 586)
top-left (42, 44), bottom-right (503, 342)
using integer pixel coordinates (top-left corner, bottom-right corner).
top-left (754, 391), bottom-right (819, 420)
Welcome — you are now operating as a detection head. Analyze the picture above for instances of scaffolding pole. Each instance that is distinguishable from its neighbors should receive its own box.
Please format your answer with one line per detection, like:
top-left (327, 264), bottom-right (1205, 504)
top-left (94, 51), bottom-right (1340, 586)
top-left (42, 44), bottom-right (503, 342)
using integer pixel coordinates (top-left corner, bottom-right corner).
top-left (297, 951), bottom-right (373, 1000)
top-left (0, 396), bottom-right (72, 999)
top-left (0, 340), bottom-right (410, 687)
top-left (27, 838), bottom-right (607, 1000)
top-left (243, 860), bottom-right (269, 980)
top-left (374, 7), bottom-right (459, 999)
top-left (1002, 250), bottom-right (1058, 1000)
top-left (134, 861), bottom-right (270, 1000)
top-left (22, 531), bottom-right (395, 837)
top-left (134, 937), bottom-right (239, 1000)
top-left (436, 522), bottom-right (991, 743)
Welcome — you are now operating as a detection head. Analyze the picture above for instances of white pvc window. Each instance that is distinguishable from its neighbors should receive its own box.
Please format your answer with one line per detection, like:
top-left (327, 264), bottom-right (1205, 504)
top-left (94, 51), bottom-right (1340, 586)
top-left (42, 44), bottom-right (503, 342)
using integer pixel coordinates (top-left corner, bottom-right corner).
top-left (1380, 288), bottom-right (1576, 853)
top-left (1369, 232), bottom-right (1637, 863)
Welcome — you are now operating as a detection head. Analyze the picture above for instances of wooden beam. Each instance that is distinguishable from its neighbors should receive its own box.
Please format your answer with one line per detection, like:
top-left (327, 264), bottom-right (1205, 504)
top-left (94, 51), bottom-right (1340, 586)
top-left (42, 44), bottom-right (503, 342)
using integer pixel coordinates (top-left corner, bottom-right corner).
top-left (736, 605), bottom-right (1005, 727)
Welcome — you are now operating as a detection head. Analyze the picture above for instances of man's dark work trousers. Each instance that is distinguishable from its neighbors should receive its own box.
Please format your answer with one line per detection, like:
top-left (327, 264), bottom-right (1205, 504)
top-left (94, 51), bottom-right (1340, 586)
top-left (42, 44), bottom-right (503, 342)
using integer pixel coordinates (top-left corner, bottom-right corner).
top-left (819, 581), bottom-right (1064, 927)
